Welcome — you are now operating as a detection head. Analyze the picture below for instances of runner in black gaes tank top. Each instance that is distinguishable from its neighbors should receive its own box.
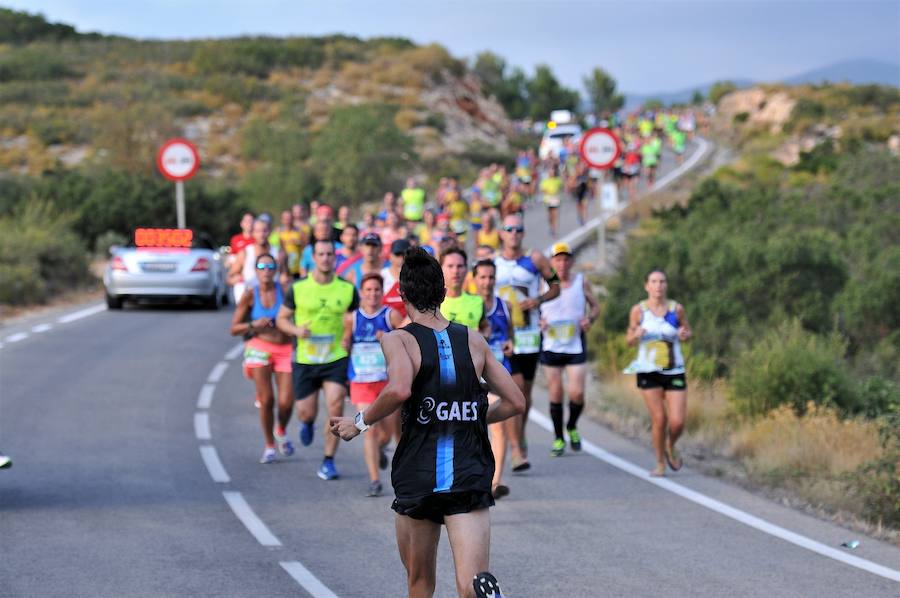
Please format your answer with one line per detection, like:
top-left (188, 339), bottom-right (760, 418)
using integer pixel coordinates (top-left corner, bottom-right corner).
top-left (331, 248), bottom-right (524, 598)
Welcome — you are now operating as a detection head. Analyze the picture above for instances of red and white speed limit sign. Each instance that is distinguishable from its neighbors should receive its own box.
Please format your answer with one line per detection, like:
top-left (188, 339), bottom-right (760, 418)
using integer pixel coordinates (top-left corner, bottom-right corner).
top-left (156, 138), bottom-right (200, 181)
top-left (579, 128), bottom-right (621, 169)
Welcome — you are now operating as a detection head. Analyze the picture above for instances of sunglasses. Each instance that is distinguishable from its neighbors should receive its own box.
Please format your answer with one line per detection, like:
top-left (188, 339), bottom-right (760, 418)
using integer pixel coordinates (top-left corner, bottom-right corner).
top-left (256, 263), bottom-right (277, 271)
top-left (503, 226), bottom-right (525, 233)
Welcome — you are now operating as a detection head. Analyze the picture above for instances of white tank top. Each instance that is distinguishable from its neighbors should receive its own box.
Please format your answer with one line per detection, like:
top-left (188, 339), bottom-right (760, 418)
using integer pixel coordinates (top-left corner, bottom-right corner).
top-left (540, 273), bottom-right (585, 354)
top-left (494, 252), bottom-right (542, 354)
top-left (625, 300), bottom-right (685, 375)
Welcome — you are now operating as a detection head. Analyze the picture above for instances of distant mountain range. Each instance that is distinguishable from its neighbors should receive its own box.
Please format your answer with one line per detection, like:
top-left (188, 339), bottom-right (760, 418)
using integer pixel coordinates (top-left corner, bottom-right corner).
top-left (623, 58), bottom-right (900, 108)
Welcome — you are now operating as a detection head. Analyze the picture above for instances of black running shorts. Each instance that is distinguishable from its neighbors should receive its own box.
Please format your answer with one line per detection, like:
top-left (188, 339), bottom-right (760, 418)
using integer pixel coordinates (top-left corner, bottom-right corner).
top-left (509, 353), bottom-right (540, 381)
top-left (392, 490), bottom-right (494, 525)
top-left (292, 357), bottom-right (349, 399)
top-left (540, 350), bottom-right (587, 367)
top-left (636, 371), bottom-right (687, 392)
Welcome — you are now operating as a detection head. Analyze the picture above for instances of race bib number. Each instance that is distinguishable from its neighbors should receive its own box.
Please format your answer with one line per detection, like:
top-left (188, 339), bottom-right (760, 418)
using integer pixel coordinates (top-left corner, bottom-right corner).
top-left (351, 342), bottom-right (386, 381)
top-left (305, 334), bottom-right (335, 364)
top-left (244, 346), bottom-right (271, 366)
top-left (646, 340), bottom-right (675, 371)
top-left (547, 320), bottom-right (578, 344)
top-left (513, 328), bottom-right (541, 354)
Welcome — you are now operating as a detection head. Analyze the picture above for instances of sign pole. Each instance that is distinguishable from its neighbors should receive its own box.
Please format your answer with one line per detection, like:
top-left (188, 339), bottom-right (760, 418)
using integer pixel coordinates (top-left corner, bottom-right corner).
top-left (175, 180), bottom-right (186, 229)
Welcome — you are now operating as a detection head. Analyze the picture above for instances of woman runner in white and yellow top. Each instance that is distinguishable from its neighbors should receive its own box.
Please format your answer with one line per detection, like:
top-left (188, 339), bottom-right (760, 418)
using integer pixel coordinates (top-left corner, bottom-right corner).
top-left (539, 243), bottom-right (600, 457)
top-left (625, 269), bottom-right (692, 477)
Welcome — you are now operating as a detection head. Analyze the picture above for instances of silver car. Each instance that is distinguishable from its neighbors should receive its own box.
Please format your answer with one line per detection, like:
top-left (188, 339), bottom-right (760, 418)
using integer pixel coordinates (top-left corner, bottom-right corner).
top-left (103, 229), bottom-right (228, 309)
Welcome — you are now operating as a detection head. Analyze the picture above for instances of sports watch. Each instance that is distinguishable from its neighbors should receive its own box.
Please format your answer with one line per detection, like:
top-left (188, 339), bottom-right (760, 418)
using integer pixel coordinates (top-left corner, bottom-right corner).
top-left (354, 411), bottom-right (369, 432)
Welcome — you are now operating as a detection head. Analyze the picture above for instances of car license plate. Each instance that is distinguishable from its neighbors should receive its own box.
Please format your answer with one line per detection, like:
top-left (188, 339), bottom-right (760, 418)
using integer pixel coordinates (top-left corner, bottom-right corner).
top-left (141, 262), bottom-right (176, 273)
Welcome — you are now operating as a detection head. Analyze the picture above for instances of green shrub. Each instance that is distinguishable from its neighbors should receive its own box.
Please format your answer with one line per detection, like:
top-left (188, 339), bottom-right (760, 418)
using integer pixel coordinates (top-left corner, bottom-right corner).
top-left (733, 111), bottom-right (750, 124)
top-left (311, 104), bottom-right (415, 204)
top-left (853, 413), bottom-right (900, 528)
top-left (730, 320), bottom-right (855, 417)
top-left (0, 45), bottom-right (76, 81)
top-left (0, 201), bottom-right (92, 305)
top-left (93, 230), bottom-right (128, 257)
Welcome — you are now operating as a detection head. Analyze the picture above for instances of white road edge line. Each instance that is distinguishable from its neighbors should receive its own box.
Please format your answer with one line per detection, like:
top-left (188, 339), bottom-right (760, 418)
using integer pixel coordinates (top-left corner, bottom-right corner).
top-left (280, 561), bottom-right (340, 598)
top-left (529, 411), bottom-right (899, 582)
top-left (199, 446), bottom-right (230, 483)
top-left (539, 137), bottom-right (900, 583)
top-left (208, 361), bottom-right (229, 383)
top-left (223, 491), bottom-right (282, 547)
top-left (31, 323), bottom-right (53, 333)
top-left (4, 332), bottom-right (28, 343)
top-left (225, 342), bottom-right (244, 360)
top-left (197, 384), bottom-right (216, 409)
top-left (194, 412), bottom-right (211, 440)
top-left (57, 303), bottom-right (106, 324)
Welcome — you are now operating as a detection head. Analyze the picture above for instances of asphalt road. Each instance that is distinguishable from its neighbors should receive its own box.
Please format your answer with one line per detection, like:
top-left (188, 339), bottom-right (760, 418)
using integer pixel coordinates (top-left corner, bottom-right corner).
top-left (2, 140), bottom-right (899, 597)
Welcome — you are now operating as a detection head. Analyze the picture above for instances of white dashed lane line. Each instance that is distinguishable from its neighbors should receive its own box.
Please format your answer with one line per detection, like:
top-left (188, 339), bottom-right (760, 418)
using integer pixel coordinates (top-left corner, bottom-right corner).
top-left (31, 323), bottom-right (53, 333)
top-left (197, 384), bottom-right (216, 409)
top-left (56, 303), bottom-right (107, 324)
top-left (199, 446), bottom-right (231, 483)
top-left (223, 491), bottom-right (282, 547)
top-left (208, 361), bottom-right (229, 383)
top-left (194, 412), bottom-right (211, 440)
top-left (4, 332), bottom-right (28, 343)
top-left (280, 562), bottom-right (340, 598)
top-left (225, 342), bottom-right (244, 360)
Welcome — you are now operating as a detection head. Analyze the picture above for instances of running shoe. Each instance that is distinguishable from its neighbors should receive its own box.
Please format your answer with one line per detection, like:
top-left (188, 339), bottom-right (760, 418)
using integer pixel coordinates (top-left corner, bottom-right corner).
top-left (473, 571), bottom-right (504, 598)
top-left (367, 481), bottom-right (383, 497)
top-left (259, 448), bottom-right (277, 464)
top-left (299, 422), bottom-right (315, 447)
top-left (0, 453), bottom-right (11, 469)
top-left (550, 438), bottom-right (566, 457)
top-left (511, 457), bottom-right (531, 473)
top-left (567, 428), bottom-right (582, 452)
top-left (379, 448), bottom-right (389, 470)
top-left (274, 430), bottom-right (295, 457)
top-left (317, 458), bottom-right (339, 480)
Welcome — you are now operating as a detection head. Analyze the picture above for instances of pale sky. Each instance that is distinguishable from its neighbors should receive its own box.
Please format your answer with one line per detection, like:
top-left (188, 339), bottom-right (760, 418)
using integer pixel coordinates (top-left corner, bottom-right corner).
top-left (7, 1), bottom-right (900, 93)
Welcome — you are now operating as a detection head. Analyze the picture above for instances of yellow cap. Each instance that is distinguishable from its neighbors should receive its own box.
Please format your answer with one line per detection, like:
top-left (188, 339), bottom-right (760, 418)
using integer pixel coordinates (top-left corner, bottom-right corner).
top-left (551, 241), bottom-right (572, 256)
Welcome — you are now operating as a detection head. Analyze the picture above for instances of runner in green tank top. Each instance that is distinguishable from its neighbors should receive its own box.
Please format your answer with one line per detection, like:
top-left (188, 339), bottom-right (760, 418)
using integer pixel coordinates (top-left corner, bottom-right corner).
top-left (439, 248), bottom-right (487, 332)
top-left (277, 239), bottom-right (359, 481)
top-left (401, 177), bottom-right (426, 225)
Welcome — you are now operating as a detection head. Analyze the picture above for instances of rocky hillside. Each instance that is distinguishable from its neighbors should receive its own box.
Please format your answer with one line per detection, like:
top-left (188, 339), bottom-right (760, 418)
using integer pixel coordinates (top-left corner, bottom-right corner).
top-left (0, 9), bottom-right (513, 179)
top-left (713, 84), bottom-right (899, 166)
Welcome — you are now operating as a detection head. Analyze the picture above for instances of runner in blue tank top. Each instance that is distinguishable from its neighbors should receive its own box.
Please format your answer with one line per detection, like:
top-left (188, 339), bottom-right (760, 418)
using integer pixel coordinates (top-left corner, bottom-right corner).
top-left (343, 272), bottom-right (404, 497)
top-left (472, 258), bottom-right (517, 501)
top-left (230, 253), bottom-right (296, 465)
top-left (331, 248), bottom-right (523, 598)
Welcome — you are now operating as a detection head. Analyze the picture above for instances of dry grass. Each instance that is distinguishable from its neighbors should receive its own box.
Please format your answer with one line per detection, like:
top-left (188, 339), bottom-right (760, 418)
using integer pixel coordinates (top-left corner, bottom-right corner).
top-left (584, 373), bottom-right (897, 542)
top-left (731, 404), bottom-right (883, 477)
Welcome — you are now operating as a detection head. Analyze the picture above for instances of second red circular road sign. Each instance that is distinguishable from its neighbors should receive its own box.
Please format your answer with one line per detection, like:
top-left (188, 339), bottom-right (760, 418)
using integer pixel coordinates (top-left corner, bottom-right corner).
top-left (579, 128), bottom-right (621, 169)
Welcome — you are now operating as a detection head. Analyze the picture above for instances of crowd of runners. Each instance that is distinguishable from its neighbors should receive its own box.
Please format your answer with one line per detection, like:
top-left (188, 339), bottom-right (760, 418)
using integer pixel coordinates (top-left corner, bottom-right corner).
top-left (225, 109), bottom-right (694, 597)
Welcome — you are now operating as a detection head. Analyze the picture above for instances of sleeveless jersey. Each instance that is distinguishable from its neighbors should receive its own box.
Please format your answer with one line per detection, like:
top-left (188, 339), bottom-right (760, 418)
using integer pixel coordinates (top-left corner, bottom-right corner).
top-left (402, 187), bottom-right (426, 221)
top-left (392, 322), bottom-right (493, 499)
top-left (540, 273), bottom-right (585, 354)
top-left (494, 253), bottom-right (542, 354)
top-left (440, 293), bottom-right (484, 330)
top-left (485, 295), bottom-right (512, 372)
top-left (291, 276), bottom-right (355, 364)
top-left (348, 306), bottom-right (392, 382)
top-left (624, 300), bottom-right (685, 375)
top-left (251, 282), bottom-right (283, 322)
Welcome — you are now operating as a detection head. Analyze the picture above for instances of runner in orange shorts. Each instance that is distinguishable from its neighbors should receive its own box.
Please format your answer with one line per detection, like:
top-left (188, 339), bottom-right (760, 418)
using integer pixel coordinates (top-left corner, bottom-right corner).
top-left (230, 253), bottom-right (295, 464)
top-left (343, 272), bottom-right (404, 496)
